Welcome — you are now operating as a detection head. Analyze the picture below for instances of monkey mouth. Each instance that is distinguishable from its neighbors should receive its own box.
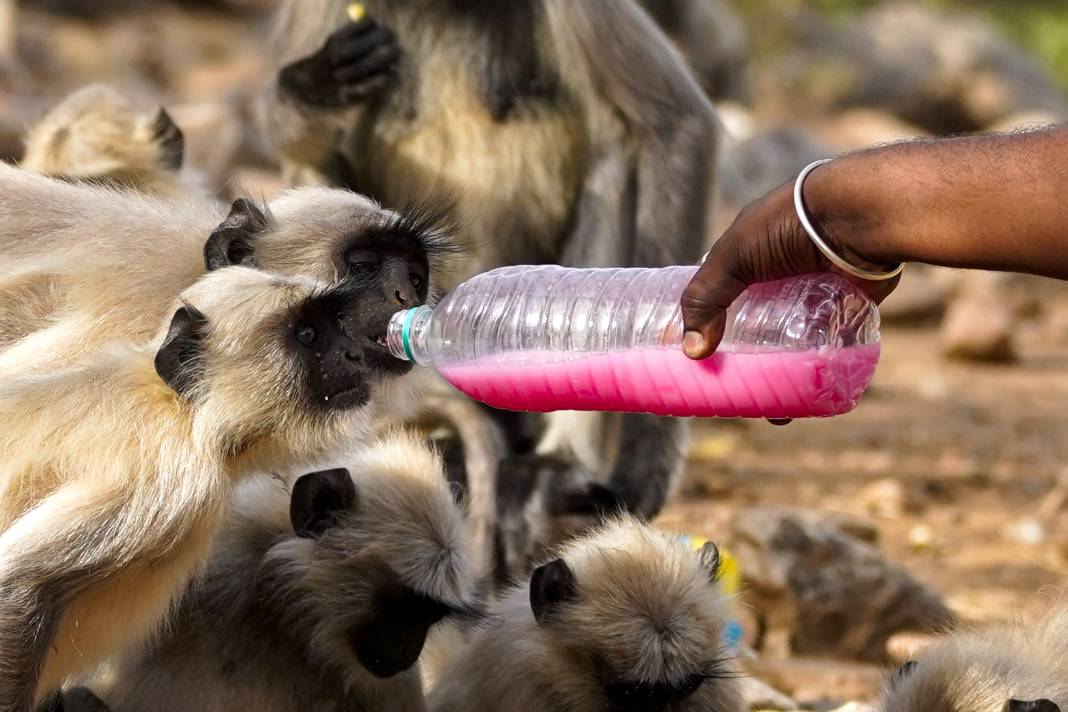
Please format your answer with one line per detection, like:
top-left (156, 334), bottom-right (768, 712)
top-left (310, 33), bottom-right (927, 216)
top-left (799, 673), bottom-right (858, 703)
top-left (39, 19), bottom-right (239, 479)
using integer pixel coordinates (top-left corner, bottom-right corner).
top-left (367, 332), bottom-right (389, 350)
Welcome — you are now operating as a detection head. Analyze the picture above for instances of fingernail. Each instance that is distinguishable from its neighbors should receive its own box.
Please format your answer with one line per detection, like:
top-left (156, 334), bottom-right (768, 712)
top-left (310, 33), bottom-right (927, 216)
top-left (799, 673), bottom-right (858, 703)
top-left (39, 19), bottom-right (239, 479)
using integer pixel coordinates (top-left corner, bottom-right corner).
top-left (683, 331), bottom-right (705, 358)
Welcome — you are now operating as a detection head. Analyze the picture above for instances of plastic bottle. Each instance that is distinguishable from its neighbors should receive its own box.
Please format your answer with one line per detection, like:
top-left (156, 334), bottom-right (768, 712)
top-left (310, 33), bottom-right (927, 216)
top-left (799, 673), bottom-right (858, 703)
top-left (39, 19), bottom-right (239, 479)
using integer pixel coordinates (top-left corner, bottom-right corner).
top-left (385, 266), bottom-right (881, 419)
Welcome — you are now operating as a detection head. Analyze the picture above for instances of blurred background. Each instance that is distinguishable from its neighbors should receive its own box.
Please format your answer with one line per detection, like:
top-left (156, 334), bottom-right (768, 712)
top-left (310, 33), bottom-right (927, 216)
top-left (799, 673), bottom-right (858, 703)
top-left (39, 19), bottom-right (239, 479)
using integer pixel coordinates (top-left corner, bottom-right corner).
top-left (2, 1), bottom-right (1068, 707)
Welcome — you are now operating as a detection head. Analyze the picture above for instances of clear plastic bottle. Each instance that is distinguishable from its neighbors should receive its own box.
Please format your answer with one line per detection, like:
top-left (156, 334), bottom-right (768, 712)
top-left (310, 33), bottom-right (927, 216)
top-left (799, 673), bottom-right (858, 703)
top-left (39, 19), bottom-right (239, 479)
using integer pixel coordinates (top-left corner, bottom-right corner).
top-left (386, 266), bottom-right (881, 418)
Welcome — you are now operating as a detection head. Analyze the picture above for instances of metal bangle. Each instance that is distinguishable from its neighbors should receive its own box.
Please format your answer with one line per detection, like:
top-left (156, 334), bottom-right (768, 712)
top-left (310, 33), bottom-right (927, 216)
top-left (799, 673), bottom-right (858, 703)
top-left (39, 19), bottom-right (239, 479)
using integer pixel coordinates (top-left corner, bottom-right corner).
top-left (793, 159), bottom-right (904, 282)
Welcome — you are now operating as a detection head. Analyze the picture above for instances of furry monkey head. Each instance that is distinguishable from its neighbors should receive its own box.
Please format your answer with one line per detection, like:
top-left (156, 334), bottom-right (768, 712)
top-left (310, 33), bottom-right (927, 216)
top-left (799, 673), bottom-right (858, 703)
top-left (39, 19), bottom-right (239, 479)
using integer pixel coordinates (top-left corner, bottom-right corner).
top-left (528, 518), bottom-right (742, 711)
top-left (236, 432), bottom-right (479, 685)
top-left (203, 188), bottom-right (460, 308)
top-left (21, 85), bottom-right (189, 197)
top-left (156, 266), bottom-right (408, 469)
top-left (433, 516), bottom-right (744, 712)
top-left (882, 613), bottom-right (1068, 712)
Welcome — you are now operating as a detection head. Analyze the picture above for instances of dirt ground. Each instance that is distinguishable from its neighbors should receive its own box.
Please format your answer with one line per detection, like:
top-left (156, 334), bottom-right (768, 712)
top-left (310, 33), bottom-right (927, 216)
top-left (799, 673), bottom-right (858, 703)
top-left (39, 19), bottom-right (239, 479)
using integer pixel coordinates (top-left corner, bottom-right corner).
top-left (658, 275), bottom-right (1068, 704)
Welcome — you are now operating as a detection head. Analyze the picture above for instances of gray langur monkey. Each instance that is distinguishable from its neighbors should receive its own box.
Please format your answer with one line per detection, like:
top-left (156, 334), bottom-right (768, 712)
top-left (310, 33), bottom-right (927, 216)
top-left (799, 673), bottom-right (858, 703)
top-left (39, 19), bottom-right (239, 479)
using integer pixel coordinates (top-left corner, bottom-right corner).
top-left (0, 265), bottom-right (412, 711)
top-left (882, 607), bottom-right (1068, 712)
top-left (20, 85), bottom-right (203, 200)
top-left (99, 432), bottom-right (480, 712)
top-left (264, 0), bottom-right (719, 585)
top-left (428, 516), bottom-right (745, 712)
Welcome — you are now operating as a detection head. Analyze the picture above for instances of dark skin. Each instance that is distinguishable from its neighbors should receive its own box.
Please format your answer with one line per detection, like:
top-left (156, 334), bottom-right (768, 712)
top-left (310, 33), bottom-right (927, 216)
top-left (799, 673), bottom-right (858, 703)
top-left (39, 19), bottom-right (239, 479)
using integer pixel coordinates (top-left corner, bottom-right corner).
top-left (682, 128), bottom-right (1068, 359)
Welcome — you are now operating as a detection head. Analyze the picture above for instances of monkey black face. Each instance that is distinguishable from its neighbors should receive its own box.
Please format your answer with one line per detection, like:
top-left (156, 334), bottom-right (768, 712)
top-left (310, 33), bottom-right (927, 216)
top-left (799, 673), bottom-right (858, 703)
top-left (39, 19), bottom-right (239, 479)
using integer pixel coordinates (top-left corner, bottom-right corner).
top-left (289, 468), bottom-right (465, 678)
top-left (601, 673), bottom-right (708, 712)
top-left (1004, 701), bottom-right (1061, 712)
top-left (289, 282), bottom-right (412, 410)
top-left (529, 556), bottom-right (720, 712)
top-left (349, 581), bottom-right (453, 678)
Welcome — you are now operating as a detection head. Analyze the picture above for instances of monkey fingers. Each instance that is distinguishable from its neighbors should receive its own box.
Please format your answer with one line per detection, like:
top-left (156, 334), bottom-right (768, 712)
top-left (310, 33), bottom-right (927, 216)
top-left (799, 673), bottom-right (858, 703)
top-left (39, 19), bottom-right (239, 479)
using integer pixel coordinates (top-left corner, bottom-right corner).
top-left (329, 20), bottom-right (397, 65)
top-left (338, 74), bottom-right (396, 104)
top-left (332, 42), bottom-right (401, 84)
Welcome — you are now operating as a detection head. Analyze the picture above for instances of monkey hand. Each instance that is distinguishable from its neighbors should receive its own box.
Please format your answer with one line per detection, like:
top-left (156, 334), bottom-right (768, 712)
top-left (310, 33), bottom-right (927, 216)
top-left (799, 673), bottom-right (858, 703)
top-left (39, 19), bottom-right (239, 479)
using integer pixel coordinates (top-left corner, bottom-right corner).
top-left (279, 17), bottom-right (401, 109)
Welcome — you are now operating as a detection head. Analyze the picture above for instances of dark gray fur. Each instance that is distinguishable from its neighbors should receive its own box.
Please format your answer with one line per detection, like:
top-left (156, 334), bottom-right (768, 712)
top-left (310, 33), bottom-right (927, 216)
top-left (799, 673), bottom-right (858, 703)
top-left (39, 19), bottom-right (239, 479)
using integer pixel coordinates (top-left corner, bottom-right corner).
top-left (265, 0), bottom-right (718, 586)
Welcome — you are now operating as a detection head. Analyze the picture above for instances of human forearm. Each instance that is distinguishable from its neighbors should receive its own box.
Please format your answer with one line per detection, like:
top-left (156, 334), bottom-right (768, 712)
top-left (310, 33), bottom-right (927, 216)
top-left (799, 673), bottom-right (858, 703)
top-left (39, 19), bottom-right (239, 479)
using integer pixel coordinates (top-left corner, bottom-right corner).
top-left (807, 128), bottom-right (1068, 279)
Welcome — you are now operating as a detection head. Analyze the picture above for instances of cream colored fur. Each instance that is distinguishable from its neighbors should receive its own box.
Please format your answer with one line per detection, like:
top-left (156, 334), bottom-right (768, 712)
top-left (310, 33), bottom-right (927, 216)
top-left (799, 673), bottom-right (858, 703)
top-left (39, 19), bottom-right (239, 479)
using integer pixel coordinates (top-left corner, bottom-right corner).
top-left (429, 516), bottom-right (745, 712)
top-left (0, 266), bottom-right (382, 710)
top-left (882, 606), bottom-right (1068, 712)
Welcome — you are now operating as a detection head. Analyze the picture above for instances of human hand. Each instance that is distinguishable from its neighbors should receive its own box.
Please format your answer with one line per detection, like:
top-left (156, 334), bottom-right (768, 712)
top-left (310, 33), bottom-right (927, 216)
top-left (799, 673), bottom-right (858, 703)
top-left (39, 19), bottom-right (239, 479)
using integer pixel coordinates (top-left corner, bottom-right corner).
top-left (681, 175), bottom-right (899, 361)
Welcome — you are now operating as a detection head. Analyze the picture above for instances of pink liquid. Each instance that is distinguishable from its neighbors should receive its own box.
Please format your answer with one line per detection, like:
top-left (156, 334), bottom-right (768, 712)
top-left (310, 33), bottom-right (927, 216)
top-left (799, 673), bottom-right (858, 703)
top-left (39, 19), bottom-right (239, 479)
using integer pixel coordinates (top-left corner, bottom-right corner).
top-left (439, 345), bottom-right (880, 418)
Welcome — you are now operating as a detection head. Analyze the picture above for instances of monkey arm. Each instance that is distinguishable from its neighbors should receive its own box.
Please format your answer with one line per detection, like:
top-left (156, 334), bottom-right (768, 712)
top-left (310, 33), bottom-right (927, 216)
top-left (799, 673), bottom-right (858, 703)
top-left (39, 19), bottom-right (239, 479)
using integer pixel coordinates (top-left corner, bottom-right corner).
top-left (263, 1), bottom-right (400, 178)
top-left (261, 84), bottom-right (351, 175)
top-left (0, 468), bottom-right (224, 710)
top-left (548, 0), bottom-right (714, 519)
top-left (551, 0), bottom-right (719, 267)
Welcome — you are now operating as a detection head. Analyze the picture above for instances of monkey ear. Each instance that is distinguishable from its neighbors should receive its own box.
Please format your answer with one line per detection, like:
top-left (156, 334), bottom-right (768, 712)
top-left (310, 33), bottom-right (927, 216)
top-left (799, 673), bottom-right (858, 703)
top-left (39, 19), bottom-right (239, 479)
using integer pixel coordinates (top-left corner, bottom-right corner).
top-left (203, 198), bottom-right (269, 271)
top-left (290, 468), bottom-right (358, 538)
top-left (154, 305), bottom-right (207, 400)
top-left (697, 541), bottom-right (722, 583)
top-left (151, 107), bottom-right (184, 172)
top-left (1005, 700), bottom-right (1060, 712)
top-left (529, 558), bottom-right (578, 626)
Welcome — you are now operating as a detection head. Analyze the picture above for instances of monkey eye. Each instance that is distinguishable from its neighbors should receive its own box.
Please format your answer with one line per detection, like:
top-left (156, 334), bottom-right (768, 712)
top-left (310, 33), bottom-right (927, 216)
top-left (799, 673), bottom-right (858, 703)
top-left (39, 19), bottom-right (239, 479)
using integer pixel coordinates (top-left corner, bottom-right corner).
top-left (347, 249), bottom-right (381, 276)
top-left (296, 323), bottom-right (319, 346)
top-left (410, 269), bottom-right (425, 290)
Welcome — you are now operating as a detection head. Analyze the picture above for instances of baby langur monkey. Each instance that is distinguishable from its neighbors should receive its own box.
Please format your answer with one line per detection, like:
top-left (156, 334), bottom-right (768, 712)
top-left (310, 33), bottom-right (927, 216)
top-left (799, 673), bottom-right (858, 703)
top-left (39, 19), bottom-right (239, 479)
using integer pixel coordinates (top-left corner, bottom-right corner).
top-left (883, 607), bottom-right (1068, 712)
top-left (0, 265), bottom-right (412, 712)
top-left (98, 432), bottom-right (479, 712)
top-left (430, 516), bottom-right (745, 712)
top-left (20, 85), bottom-right (199, 199)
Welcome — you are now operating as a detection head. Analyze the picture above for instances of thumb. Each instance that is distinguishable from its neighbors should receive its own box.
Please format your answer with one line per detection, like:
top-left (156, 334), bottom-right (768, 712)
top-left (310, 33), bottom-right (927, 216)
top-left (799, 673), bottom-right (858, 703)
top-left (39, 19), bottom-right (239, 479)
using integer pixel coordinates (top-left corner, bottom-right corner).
top-left (680, 254), bottom-right (747, 360)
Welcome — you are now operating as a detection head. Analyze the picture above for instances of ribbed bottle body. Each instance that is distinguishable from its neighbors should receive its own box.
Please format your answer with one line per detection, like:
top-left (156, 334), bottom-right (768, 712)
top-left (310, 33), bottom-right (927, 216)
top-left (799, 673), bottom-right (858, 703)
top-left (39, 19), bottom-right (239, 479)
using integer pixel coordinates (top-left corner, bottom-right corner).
top-left (387, 267), bottom-right (880, 418)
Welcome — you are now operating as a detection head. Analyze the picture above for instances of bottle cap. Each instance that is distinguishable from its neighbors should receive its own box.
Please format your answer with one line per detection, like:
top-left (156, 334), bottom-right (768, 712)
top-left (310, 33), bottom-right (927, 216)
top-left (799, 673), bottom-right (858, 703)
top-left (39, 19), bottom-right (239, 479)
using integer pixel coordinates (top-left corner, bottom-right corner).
top-left (386, 308), bottom-right (418, 361)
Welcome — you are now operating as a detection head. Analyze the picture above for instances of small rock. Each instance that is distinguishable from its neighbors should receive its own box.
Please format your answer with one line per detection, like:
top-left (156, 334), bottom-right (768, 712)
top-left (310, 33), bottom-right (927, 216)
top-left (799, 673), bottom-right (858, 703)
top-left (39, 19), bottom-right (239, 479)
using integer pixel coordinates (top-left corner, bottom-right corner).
top-left (940, 272), bottom-right (1017, 362)
top-left (857, 478), bottom-right (906, 519)
top-left (907, 524), bottom-right (935, 551)
top-left (1006, 517), bottom-right (1046, 546)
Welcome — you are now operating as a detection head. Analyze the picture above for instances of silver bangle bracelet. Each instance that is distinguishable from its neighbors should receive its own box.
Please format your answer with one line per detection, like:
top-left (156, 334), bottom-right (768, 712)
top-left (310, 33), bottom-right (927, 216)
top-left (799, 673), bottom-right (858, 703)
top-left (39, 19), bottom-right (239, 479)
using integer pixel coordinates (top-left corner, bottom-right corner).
top-left (793, 159), bottom-right (904, 282)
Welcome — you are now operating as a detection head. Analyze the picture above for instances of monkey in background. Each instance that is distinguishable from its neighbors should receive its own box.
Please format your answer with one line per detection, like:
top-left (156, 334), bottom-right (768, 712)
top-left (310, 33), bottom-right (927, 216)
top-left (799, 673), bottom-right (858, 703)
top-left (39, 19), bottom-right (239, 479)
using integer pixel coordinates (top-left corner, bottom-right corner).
top-left (1, 87), bottom-right (198, 348)
top-left (882, 607), bottom-right (1068, 712)
top-left (264, 0), bottom-right (719, 585)
top-left (99, 432), bottom-right (479, 712)
top-left (429, 516), bottom-right (745, 712)
top-left (0, 265), bottom-right (412, 711)
top-left (20, 85), bottom-right (204, 200)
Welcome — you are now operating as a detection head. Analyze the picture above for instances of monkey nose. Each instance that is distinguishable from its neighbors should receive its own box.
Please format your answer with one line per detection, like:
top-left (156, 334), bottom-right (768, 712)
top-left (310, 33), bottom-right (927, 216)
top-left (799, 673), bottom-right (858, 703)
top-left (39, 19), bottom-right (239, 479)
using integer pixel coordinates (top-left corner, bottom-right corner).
top-left (394, 289), bottom-right (411, 306)
top-left (344, 348), bottom-right (361, 362)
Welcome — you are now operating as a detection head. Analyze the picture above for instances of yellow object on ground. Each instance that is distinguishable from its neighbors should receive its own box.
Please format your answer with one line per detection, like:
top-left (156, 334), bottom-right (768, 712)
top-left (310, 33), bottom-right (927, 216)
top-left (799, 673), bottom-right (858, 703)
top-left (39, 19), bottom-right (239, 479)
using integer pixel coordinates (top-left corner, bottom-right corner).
top-left (347, 3), bottom-right (366, 22)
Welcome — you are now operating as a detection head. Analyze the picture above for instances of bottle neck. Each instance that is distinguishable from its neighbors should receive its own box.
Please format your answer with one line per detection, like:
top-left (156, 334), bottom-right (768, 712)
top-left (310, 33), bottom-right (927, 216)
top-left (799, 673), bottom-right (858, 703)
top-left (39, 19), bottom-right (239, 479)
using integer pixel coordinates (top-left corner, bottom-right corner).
top-left (386, 306), bottom-right (434, 365)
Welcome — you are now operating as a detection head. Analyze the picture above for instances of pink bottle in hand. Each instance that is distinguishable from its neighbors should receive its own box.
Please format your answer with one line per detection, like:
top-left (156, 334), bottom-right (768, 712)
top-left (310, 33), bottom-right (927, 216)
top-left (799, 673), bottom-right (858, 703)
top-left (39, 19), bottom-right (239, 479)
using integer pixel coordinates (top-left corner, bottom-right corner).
top-left (386, 266), bottom-right (880, 419)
